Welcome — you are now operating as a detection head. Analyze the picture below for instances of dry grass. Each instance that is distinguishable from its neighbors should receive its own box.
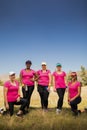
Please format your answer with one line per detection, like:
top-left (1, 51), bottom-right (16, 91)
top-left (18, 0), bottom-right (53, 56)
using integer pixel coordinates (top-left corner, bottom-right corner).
top-left (0, 86), bottom-right (87, 130)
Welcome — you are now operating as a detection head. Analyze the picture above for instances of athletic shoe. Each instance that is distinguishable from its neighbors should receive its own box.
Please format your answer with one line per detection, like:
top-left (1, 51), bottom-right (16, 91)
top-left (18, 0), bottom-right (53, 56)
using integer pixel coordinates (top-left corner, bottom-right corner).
top-left (56, 109), bottom-right (61, 114)
top-left (0, 108), bottom-right (4, 114)
top-left (16, 111), bottom-right (23, 117)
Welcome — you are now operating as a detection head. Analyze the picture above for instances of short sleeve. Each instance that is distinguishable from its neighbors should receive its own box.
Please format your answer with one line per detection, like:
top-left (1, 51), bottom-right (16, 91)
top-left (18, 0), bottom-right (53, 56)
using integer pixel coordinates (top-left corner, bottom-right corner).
top-left (37, 70), bottom-right (40, 75)
top-left (63, 72), bottom-right (66, 77)
top-left (32, 70), bottom-right (36, 75)
top-left (77, 82), bottom-right (81, 88)
top-left (47, 70), bottom-right (51, 74)
top-left (4, 81), bottom-right (9, 89)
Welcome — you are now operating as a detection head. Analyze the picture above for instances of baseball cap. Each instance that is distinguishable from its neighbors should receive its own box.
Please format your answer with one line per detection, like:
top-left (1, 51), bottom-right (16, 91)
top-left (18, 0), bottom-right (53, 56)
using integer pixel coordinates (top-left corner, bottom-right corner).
top-left (56, 63), bottom-right (62, 67)
top-left (41, 62), bottom-right (47, 66)
top-left (9, 71), bottom-right (15, 76)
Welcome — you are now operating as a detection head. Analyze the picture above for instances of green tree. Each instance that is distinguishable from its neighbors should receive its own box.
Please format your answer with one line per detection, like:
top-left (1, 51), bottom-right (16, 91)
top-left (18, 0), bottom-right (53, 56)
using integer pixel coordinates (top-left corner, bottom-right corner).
top-left (66, 71), bottom-right (72, 84)
top-left (80, 66), bottom-right (87, 86)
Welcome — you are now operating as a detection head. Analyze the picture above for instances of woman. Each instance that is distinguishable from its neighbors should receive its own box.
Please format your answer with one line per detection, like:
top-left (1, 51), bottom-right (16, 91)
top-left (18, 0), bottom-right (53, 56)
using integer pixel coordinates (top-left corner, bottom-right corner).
top-left (68, 72), bottom-right (81, 116)
top-left (20, 60), bottom-right (36, 111)
top-left (4, 72), bottom-right (27, 116)
top-left (53, 63), bottom-right (66, 114)
top-left (37, 62), bottom-right (51, 111)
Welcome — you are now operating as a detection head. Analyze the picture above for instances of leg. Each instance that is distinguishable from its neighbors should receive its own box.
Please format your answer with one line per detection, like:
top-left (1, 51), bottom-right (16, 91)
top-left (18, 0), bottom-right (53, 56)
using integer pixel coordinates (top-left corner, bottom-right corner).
top-left (8, 102), bottom-right (14, 116)
top-left (26, 86), bottom-right (34, 109)
top-left (39, 92), bottom-right (44, 109)
top-left (56, 88), bottom-right (66, 110)
top-left (38, 85), bottom-right (44, 109)
top-left (70, 104), bottom-right (78, 114)
top-left (43, 88), bottom-right (49, 109)
top-left (70, 97), bottom-right (81, 115)
top-left (22, 87), bottom-right (27, 98)
top-left (15, 98), bottom-right (27, 112)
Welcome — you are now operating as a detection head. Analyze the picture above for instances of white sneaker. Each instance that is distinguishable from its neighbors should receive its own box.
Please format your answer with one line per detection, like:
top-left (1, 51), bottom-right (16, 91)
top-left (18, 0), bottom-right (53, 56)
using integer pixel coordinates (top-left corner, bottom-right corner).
top-left (0, 108), bottom-right (4, 114)
top-left (56, 109), bottom-right (61, 114)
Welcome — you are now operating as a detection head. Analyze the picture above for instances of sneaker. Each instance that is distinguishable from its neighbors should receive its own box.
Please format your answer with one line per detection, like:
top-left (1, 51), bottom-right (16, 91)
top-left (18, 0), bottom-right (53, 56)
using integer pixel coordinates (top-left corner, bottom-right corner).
top-left (0, 108), bottom-right (4, 114)
top-left (56, 109), bottom-right (61, 114)
top-left (16, 111), bottom-right (23, 117)
top-left (2, 110), bottom-right (9, 116)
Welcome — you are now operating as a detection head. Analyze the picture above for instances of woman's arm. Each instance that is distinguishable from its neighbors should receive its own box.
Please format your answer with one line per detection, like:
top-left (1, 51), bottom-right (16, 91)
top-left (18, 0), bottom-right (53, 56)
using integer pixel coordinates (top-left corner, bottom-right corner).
top-left (70, 87), bottom-right (81, 101)
top-left (3, 87), bottom-right (9, 109)
top-left (53, 76), bottom-right (56, 92)
top-left (49, 73), bottom-right (52, 86)
top-left (17, 87), bottom-right (21, 102)
top-left (18, 86), bottom-right (21, 97)
top-left (48, 74), bottom-right (52, 91)
top-left (33, 73), bottom-right (39, 82)
top-left (64, 76), bottom-right (67, 86)
top-left (34, 73), bottom-right (39, 81)
top-left (20, 73), bottom-right (24, 86)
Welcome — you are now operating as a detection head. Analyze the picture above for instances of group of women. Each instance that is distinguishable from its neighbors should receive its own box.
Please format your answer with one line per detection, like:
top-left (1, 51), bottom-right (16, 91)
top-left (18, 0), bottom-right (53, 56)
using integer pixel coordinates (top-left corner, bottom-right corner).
top-left (2, 60), bottom-right (82, 117)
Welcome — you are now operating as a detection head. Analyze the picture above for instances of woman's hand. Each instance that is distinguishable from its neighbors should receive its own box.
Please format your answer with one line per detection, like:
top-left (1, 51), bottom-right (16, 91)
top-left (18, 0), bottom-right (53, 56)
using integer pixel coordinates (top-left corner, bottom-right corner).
top-left (53, 88), bottom-right (56, 92)
top-left (30, 78), bottom-right (35, 82)
top-left (5, 103), bottom-right (9, 110)
top-left (17, 97), bottom-right (20, 102)
top-left (68, 98), bottom-right (70, 105)
top-left (22, 84), bottom-right (24, 87)
top-left (70, 98), bottom-right (75, 102)
top-left (47, 87), bottom-right (50, 92)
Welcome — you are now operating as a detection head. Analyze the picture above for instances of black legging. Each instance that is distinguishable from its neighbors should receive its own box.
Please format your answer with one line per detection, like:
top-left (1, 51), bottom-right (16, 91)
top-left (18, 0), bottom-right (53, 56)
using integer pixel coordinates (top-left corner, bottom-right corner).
top-left (22, 86), bottom-right (34, 109)
top-left (56, 88), bottom-right (66, 110)
top-left (38, 85), bottom-right (49, 109)
top-left (8, 98), bottom-right (27, 116)
top-left (70, 96), bottom-right (81, 115)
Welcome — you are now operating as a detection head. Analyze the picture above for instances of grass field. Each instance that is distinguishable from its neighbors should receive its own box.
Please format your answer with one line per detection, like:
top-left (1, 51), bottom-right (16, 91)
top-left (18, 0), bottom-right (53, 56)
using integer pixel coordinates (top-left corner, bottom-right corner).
top-left (0, 86), bottom-right (87, 130)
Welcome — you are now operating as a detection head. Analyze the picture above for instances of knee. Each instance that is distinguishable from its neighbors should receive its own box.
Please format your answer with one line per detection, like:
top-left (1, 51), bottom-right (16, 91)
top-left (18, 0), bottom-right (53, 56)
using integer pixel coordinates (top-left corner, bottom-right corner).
top-left (70, 101), bottom-right (74, 106)
top-left (59, 96), bottom-right (63, 101)
top-left (25, 99), bottom-right (28, 104)
top-left (22, 98), bottom-right (28, 105)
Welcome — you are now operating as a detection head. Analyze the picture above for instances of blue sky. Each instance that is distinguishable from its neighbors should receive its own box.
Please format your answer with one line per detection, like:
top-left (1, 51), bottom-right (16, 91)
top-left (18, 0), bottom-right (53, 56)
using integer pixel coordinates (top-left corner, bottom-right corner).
top-left (0, 0), bottom-right (87, 74)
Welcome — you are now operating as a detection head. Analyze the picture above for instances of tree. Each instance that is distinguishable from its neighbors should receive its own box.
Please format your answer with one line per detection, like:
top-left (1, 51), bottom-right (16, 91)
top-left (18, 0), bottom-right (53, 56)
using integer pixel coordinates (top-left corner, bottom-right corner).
top-left (80, 66), bottom-right (87, 86)
top-left (66, 71), bottom-right (72, 84)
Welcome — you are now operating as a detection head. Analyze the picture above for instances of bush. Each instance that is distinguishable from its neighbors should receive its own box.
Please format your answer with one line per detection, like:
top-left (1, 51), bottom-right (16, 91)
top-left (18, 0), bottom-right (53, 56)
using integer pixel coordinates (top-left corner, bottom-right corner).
top-left (0, 80), bottom-right (4, 86)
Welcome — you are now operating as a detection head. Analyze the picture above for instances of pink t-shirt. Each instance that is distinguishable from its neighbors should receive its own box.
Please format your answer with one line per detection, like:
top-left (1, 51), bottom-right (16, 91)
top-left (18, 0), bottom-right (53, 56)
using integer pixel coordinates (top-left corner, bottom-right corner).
top-left (68, 81), bottom-right (81, 99)
top-left (20, 69), bottom-right (36, 86)
top-left (37, 70), bottom-right (51, 86)
top-left (53, 71), bottom-right (66, 88)
top-left (4, 81), bottom-right (20, 102)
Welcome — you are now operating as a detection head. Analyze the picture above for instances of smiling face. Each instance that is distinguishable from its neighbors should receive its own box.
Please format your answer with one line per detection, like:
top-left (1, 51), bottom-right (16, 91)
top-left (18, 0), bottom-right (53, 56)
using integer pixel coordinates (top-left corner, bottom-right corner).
top-left (56, 66), bottom-right (62, 71)
top-left (9, 74), bottom-right (16, 81)
top-left (71, 72), bottom-right (77, 81)
top-left (42, 64), bottom-right (47, 70)
top-left (26, 63), bottom-right (32, 69)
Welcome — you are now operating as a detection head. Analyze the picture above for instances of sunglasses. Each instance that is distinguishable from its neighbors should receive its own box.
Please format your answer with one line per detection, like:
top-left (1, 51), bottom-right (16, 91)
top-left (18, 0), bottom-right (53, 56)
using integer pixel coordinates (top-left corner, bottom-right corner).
top-left (42, 65), bottom-right (46, 66)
